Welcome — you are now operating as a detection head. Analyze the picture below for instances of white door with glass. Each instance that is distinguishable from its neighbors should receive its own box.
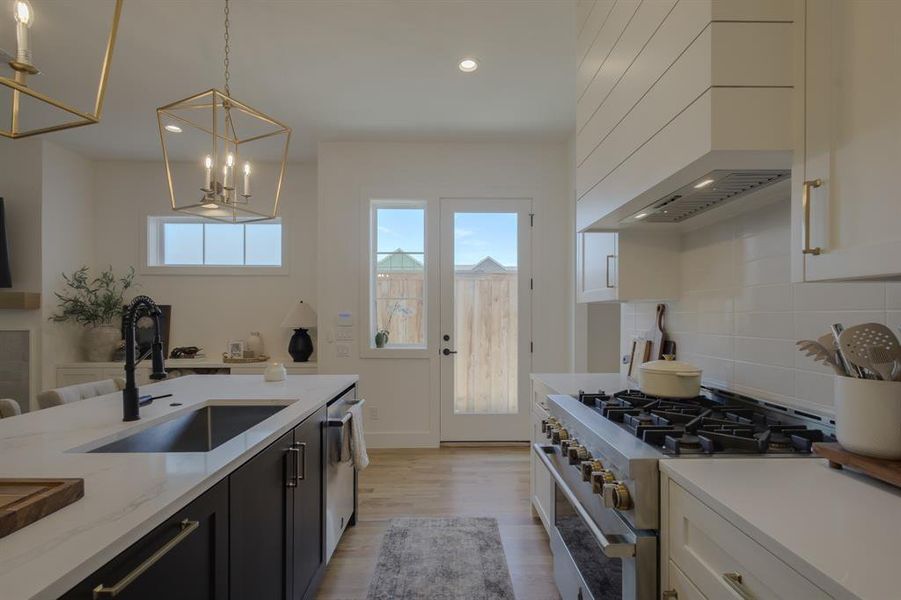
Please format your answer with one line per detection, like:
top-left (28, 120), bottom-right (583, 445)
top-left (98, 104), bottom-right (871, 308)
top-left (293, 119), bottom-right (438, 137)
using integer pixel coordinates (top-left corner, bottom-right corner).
top-left (439, 199), bottom-right (531, 441)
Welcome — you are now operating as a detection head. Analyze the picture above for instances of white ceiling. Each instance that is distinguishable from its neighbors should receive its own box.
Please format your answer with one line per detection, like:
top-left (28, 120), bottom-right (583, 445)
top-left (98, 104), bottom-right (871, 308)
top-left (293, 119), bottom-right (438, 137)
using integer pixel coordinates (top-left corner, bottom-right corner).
top-left (6, 0), bottom-right (577, 162)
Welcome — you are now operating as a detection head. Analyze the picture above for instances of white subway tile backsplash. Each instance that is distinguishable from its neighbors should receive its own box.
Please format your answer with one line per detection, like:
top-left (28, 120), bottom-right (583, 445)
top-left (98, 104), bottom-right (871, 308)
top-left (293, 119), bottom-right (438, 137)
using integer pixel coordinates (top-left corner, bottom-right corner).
top-left (620, 196), bottom-right (895, 417)
top-left (792, 282), bottom-right (885, 311)
top-left (734, 284), bottom-right (793, 313)
top-left (733, 337), bottom-right (795, 368)
top-left (734, 312), bottom-right (795, 339)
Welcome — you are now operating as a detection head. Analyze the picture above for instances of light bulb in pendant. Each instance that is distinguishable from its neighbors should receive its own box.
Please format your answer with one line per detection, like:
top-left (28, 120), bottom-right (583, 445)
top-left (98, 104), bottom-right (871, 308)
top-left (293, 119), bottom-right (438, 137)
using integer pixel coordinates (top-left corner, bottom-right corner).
top-left (14, 0), bottom-right (35, 66)
top-left (203, 155), bottom-right (213, 189)
top-left (242, 162), bottom-right (251, 196)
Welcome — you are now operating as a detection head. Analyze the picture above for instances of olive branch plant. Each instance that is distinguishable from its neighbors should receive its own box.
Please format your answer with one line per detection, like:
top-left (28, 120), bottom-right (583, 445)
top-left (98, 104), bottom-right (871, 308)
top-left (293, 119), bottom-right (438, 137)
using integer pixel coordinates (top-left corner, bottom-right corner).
top-left (50, 266), bottom-right (136, 327)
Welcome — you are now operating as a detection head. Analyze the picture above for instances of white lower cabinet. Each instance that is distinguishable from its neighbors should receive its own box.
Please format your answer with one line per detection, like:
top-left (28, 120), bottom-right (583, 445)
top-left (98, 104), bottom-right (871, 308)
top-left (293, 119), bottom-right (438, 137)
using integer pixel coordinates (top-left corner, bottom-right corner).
top-left (662, 477), bottom-right (831, 599)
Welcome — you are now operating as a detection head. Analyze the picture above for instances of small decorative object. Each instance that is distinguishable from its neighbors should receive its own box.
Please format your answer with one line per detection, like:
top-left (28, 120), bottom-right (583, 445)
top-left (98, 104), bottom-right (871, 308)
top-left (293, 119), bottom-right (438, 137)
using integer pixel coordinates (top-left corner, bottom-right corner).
top-left (375, 330), bottom-right (389, 348)
top-left (50, 266), bottom-right (135, 362)
top-left (264, 362), bottom-right (287, 382)
top-left (281, 300), bottom-right (317, 362)
top-left (170, 346), bottom-right (202, 359)
top-left (246, 331), bottom-right (265, 357)
top-left (228, 340), bottom-right (245, 359)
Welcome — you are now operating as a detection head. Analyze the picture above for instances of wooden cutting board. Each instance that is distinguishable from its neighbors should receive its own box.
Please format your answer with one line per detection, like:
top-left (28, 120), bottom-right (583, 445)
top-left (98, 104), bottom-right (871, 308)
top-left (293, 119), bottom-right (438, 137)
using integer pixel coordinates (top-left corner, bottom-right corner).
top-left (0, 478), bottom-right (84, 539)
top-left (813, 443), bottom-right (901, 489)
top-left (649, 304), bottom-right (666, 362)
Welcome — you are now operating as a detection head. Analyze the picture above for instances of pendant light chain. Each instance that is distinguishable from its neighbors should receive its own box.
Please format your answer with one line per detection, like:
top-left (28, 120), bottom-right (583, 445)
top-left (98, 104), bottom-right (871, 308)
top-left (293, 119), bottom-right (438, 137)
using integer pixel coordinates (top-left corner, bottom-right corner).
top-left (223, 0), bottom-right (231, 98)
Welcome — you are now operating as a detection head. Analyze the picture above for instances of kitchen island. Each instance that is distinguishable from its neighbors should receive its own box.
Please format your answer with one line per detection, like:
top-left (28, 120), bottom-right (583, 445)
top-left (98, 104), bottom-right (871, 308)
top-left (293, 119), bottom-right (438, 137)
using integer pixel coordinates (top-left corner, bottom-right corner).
top-left (0, 374), bottom-right (357, 600)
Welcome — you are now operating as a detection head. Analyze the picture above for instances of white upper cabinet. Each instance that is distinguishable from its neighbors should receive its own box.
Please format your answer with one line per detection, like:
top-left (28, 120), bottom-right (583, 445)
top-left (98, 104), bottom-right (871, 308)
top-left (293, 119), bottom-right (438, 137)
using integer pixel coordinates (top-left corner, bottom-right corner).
top-left (577, 230), bottom-right (680, 303)
top-left (575, 0), bottom-right (795, 232)
top-left (792, 0), bottom-right (901, 281)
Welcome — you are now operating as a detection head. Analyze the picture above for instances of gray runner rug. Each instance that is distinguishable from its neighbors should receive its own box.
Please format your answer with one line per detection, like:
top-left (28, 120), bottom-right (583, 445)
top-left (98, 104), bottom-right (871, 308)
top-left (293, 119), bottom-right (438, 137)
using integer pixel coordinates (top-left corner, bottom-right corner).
top-left (366, 517), bottom-right (516, 600)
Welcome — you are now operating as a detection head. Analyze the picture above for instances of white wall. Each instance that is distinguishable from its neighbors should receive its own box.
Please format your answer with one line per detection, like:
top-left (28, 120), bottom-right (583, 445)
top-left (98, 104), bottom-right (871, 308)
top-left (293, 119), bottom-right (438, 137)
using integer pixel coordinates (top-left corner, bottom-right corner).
top-left (41, 142), bottom-right (96, 391)
top-left (0, 139), bottom-right (44, 409)
top-left (621, 197), bottom-right (901, 416)
top-left (586, 303), bottom-right (620, 372)
top-left (317, 141), bottom-right (572, 447)
top-left (91, 160), bottom-right (318, 361)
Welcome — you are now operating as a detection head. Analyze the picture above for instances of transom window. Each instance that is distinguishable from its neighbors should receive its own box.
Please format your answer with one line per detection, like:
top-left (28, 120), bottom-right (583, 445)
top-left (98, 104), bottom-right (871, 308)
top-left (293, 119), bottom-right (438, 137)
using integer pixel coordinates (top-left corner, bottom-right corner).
top-left (147, 216), bottom-right (282, 267)
top-left (369, 201), bottom-right (426, 348)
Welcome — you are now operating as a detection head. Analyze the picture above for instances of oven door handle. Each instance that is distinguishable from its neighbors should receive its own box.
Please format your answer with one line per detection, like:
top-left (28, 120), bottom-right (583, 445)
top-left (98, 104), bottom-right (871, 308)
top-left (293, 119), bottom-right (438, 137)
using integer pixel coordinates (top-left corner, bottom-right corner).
top-left (534, 443), bottom-right (636, 559)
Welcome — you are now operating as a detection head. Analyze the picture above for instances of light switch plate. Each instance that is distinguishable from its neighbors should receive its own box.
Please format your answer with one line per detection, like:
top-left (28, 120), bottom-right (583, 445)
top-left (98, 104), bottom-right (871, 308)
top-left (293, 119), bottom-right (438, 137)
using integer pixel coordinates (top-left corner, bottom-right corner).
top-left (336, 328), bottom-right (354, 342)
top-left (336, 343), bottom-right (350, 358)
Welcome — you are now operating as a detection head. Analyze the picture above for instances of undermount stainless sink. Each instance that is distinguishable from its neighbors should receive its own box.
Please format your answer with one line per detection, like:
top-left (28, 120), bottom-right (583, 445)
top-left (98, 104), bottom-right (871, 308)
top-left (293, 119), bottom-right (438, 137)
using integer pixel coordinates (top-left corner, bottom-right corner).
top-left (88, 404), bottom-right (288, 453)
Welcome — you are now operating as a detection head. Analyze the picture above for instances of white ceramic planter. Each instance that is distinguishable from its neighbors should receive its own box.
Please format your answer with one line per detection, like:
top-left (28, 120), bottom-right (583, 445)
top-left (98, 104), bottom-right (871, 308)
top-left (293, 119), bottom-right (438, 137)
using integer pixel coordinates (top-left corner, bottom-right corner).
top-left (638, 358), bottom-right (702, 398)
top-left (84, 325), bottom-right (121, 362)
top-left (834, 375), bottom-right (901, 459)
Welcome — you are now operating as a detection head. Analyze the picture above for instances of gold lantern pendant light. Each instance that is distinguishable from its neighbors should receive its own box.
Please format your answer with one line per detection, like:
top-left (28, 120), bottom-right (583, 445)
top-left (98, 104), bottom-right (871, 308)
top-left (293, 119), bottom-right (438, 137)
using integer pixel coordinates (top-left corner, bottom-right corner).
top-left (156, 0), bottom-right (291, 223)
top-left (1, 0), bottom-right (123, 139)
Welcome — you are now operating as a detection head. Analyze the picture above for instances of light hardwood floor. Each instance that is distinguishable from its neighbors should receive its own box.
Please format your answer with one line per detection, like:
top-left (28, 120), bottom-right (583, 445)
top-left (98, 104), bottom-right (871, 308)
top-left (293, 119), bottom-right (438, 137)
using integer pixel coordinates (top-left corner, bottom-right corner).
top-left (316, 447), bottom-right (559, 600)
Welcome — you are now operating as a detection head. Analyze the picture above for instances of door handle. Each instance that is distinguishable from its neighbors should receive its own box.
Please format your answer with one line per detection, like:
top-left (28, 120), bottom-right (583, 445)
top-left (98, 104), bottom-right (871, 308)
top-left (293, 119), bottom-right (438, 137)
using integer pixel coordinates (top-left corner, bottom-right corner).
top-left (605, 255), bottom-right (616, 288)
top-left (801, 179), bottom-right (822, 255)
top-left (92, 519), bottom-right (199, 598)
top-left (442, 348), bottom-right (458, 356)
top-left (286, 445), bottom-right (300, 487)
top-left (294, 441), bottom-right (307, 481)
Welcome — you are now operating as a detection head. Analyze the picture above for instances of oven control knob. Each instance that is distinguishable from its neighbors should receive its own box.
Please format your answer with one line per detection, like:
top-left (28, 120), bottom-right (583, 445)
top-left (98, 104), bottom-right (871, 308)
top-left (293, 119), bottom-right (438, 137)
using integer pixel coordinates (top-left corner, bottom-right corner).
top-left (566, 444), bottom-right (582, 463)
top-left (590, 469), bottom-right (616, 494)
top-left (581, 459), bottom-right (604, 481)
top-left (602, 482), bottom-right (632, 510)
top-left (552, 428), bottom-right (569, 445)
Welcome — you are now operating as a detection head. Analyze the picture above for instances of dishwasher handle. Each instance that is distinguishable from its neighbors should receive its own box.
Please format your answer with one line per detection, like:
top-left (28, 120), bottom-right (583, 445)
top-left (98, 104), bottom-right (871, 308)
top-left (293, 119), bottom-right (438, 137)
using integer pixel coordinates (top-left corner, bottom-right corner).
top-left (327, 398), bottom-right (366, 427)
top-left (533, 443), bottom-right (636, 559)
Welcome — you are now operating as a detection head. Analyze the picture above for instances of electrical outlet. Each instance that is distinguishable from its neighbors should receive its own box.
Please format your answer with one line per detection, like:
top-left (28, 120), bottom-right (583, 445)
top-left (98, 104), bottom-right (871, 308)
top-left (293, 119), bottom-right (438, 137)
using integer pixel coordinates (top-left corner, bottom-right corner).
top-left (336, 343), bottom-right (350, 358)
top-left (368, 406), bottom-right (379, 421)
top-left (336, 328), bottom-right (354, 342)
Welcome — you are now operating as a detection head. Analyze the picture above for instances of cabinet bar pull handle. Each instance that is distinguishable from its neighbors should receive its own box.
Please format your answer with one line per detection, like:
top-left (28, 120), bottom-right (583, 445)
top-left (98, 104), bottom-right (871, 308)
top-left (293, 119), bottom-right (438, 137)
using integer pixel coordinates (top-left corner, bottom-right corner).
top-left (294, 441), bottom-right (307, 481)
top-left (605, 254), bottom-right (616, 288)
top-left (801, 178), bottom-right (822, 255)
top-left (722, 572), bottom-right (756, 599)
top-left (92, 519), bottom-right (199, 598)
top-left (286, 446), bottom-right (300, 487)
top-left (662, 591), bottom-right (678, 600)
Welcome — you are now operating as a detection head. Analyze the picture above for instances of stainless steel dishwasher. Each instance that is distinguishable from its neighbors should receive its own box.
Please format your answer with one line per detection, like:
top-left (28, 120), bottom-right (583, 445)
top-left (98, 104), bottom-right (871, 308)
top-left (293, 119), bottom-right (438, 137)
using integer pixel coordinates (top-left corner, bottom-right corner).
top-left (325, 387), bottom-right (361, 562)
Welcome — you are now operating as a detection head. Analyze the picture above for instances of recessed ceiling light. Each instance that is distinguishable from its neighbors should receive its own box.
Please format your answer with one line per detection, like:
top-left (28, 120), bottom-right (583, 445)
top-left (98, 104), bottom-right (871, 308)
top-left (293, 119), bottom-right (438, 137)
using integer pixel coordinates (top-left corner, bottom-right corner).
top-left (634, 212), bottom-right (650, 220)
top-left (694, 178), bottom-right (715, 189)
top-left (458, 58), bottom-right (479, 73)
top-left (164, 124), bottom-right (182, 133)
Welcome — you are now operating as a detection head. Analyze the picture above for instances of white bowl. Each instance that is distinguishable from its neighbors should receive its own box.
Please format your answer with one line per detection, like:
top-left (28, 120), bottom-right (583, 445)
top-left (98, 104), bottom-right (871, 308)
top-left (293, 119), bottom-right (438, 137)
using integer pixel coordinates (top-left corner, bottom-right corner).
top-left (834, 375), bottom-right (901, 459)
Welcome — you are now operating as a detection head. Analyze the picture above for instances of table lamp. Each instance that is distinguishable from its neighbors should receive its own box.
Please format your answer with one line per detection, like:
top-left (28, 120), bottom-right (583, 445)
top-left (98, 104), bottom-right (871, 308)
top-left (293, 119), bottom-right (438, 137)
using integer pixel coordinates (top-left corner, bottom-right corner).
top-left (281, 300), bottom-right (317, 362)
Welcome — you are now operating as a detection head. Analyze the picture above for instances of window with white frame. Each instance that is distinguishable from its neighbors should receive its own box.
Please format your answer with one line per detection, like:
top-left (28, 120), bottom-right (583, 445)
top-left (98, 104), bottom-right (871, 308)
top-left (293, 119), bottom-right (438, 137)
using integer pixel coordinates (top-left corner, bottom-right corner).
top-left (147, 216), bottom-right (283, 267)
top-left (370, 201), bottom-right (426, 348)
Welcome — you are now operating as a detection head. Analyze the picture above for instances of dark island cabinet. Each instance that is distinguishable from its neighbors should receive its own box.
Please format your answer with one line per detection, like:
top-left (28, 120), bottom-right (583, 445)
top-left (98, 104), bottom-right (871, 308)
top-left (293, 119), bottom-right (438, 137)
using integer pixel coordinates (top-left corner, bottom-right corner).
top-left (62, 399), bottom-right (336, 600)
top-left (61, 478), bottom-right (229, 600)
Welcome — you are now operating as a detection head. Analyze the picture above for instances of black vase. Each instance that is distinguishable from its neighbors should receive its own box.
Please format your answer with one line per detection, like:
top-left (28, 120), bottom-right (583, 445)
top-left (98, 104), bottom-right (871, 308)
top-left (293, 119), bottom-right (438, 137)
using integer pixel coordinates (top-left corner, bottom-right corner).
top-left (288, 328), bottom-right (313, 362)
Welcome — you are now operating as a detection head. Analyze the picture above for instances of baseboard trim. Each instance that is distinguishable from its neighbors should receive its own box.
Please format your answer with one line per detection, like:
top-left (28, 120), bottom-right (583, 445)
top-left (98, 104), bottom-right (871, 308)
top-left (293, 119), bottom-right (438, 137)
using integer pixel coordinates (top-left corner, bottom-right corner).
top-left (440, 441), bottom-right (529, 447)
top-left (364, 431), bottom-right (439, 448)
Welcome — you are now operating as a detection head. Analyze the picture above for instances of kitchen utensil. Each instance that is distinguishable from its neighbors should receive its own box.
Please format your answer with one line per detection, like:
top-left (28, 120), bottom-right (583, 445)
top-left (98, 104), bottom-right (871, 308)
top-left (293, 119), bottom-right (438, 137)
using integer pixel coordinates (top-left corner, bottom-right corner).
top-left (831, 323), bottom-right (862, 378)
top-left (893, 359), bottom-right (901, 382)
top-left (834, 375), bottom-right (901, 459)
top-left (838, 322), bottom-right (900, 379)
top-left (866, 346), bottom-right (898, 381)
top-left (0, 479), bottom-right (84, 539)
top-left (661, 339), bottom-right (676, 358)
top-left (638, 356), bottom-right (702, 398)
top-left (795, 340), bottom-right (844, 375)
top-left (817, 334), bottom-right (839, 363)
top-left (649, 304), bottom-right (666, 361)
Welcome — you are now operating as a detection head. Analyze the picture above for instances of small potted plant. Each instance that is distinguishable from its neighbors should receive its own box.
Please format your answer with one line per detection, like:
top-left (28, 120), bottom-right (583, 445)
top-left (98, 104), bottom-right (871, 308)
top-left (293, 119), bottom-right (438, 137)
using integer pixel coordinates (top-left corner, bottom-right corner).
top-left (50, 266), bottom-right (136, 362)
top-left (374, 302), bottom-right (412, 348)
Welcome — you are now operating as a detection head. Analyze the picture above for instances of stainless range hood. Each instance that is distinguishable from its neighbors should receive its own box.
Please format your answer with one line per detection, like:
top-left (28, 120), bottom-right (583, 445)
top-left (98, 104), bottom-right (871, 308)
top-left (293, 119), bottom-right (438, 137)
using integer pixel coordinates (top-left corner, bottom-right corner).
top-left (623, 169), bottom-right (791, 224)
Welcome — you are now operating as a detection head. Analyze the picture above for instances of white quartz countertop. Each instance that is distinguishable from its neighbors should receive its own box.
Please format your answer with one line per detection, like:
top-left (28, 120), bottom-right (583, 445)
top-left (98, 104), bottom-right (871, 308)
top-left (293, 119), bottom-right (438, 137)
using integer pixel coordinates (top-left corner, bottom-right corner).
top-left (531, 372), bottom-right (630, 397)
top-left (661, 458), bottom-right (901, 600)
top-left (0, 374), bottom-right (357, 600)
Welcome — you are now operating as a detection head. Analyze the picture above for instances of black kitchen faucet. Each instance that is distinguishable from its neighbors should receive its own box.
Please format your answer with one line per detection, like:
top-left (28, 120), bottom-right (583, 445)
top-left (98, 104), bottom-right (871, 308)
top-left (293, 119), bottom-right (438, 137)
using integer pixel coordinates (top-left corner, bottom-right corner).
top-left (122, 295), bottom-right (167, 421)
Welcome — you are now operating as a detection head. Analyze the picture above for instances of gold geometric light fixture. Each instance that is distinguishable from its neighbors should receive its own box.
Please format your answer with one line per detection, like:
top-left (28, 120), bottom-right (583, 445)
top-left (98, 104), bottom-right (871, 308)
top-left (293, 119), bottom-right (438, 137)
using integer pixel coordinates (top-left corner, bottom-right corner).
top-left (156, 0), bottom-right (291, 224)
top-left (0, 0), bottom-right (123, 139)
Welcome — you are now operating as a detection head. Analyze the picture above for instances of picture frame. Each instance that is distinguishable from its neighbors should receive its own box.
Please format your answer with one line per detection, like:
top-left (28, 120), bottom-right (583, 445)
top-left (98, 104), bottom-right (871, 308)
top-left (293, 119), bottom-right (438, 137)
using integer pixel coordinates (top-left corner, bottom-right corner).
top-left (228, 341), bottom-right (245, 359)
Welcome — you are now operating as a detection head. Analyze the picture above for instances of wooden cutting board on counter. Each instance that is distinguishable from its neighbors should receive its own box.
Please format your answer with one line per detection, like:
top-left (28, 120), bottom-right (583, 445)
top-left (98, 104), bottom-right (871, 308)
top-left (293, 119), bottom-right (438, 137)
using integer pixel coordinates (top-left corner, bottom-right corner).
top-left (813, 443), bottom-right (901, 489)
top-left (0, 478), bottom-right (84, 539)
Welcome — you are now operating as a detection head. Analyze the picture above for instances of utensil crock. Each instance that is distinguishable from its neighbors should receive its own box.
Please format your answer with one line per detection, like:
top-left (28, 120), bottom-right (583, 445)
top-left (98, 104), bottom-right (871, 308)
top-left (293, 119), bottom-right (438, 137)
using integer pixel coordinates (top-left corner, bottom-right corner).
top-left (834, 375), bottom-right (901, 459)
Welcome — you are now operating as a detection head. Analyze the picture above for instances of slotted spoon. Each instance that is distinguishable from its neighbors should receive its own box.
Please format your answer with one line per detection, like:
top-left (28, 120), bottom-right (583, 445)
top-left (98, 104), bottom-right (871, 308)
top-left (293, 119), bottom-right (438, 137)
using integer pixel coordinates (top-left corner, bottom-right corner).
top-left (867, 345), bottom-right (901, 381)
top-left (838, 323), bottom-right (901, 379)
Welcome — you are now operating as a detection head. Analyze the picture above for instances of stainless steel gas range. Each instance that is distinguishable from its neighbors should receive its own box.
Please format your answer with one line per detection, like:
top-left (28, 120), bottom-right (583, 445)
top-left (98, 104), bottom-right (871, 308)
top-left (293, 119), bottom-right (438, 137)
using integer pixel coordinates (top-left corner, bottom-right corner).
top-left (536, 386), bottom-right (836, 600)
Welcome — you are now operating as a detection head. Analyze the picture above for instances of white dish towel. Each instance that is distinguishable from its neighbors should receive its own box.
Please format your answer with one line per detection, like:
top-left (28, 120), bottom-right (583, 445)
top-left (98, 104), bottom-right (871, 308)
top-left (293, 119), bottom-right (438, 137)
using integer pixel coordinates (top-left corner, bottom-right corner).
top-left (348, 402), bottom-right (369, 471)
